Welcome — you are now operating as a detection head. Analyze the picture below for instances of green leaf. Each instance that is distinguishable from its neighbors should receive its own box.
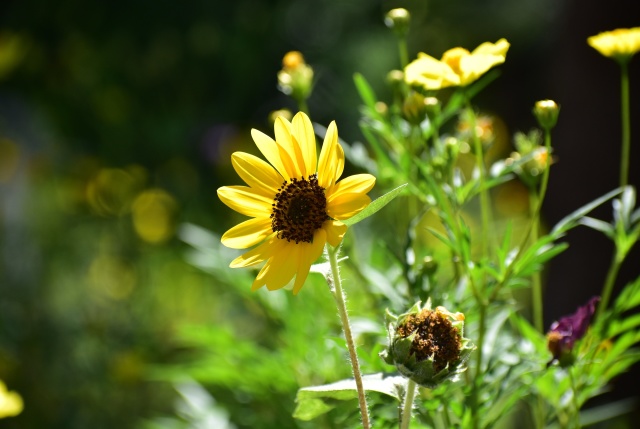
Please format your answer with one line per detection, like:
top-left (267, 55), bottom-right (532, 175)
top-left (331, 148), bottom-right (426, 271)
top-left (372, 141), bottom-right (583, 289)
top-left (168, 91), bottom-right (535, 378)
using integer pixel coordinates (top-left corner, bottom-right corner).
top-left (579, 216), bottom-right (615, 239)
top-left (293, 373), bottom-right (406, 421)
top-left (343, 183), bottom-right (408, 226)
top-left (552, 187), bottom-right (625, 236)
top-left (608, 313), bottom-right (640, 337)
top-left (353, 73), bottom-right (378, 110)
top-left (613, 276), bottom-right (640, 312)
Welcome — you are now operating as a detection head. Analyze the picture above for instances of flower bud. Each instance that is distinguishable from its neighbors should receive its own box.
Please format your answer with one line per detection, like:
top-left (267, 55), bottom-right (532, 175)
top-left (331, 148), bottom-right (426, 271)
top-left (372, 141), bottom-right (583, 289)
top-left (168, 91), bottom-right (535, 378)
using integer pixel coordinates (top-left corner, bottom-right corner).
top-left (402, 91), bottom-right (427, 125)
top-left (384, 8), bottom-right (411, 38)
top-left (533, 99), bottom-right (560, 131)
top-left (277, 51), bottom-right (314, 102)
top-left (269, 108), bottom-right (293, 124)
top-left (381, 300), bottom-right (475, 388)
top-left (547, 296), bottom-right (599, 367)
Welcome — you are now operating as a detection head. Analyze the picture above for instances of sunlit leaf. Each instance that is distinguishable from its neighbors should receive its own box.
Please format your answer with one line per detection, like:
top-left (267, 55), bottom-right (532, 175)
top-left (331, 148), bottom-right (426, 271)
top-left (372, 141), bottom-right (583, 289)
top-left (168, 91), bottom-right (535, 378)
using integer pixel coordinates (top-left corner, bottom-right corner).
top-left (343, 183), bottom-right (408, 226)
top-left (293, 373), bottom-right (406, 421)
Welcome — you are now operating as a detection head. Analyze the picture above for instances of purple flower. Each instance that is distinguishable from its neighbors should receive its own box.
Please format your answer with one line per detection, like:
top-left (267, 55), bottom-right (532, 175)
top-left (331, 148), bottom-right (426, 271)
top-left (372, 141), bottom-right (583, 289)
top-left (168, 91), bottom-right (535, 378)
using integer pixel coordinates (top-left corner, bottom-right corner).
top-left (547, 296), bottom-right (600, 364)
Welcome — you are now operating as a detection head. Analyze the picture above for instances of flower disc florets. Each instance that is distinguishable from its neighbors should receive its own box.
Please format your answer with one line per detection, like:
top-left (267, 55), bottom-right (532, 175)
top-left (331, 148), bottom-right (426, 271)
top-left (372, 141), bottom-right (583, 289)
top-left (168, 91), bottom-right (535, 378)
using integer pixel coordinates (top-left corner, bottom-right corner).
top-left (271, 174), bottom-right (329, 243)
top-left (381, 300), bottom-right (474, 388)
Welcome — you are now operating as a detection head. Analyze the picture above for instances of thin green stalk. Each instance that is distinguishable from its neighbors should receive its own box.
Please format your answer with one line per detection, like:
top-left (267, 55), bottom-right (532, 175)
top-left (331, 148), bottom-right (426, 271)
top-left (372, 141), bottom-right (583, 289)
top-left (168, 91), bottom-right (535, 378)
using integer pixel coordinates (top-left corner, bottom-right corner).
top-left (326, 244), bottom-right (371, 429)
top-left (398, 38), bottom-right (409, 68)
top-left (466, 100), bottom-right (492, 261)
top-left (471, 301), bottom-right (487, 429)
top-left (619, 61), bottom-right (630, 187)
top-left (530, 192), bottom-right (544, 333)
top-left (297, 98), bottom-right (310, 116)
top-left (400, 379), bottom-right (417, 429)
top-left (568, 368), bottom-right (581, 429)
top-left (597, 250), bottom-right (623, 319)
top-left (490, 129), bottom-right (553, 303)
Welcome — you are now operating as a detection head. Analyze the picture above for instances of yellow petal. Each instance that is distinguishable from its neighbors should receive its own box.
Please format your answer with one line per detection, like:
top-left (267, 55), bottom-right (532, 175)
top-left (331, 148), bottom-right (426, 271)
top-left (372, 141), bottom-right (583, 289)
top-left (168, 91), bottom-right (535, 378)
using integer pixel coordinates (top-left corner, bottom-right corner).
top-left (264, 241), bottom-right (300, 291)
top-left (472, 38), bottom-right (510, 57)
top-left (251, 128), bottom-right (290, 181)
top-left (292, 112), bottom-right (317, 175)
top-left (324, 220), bottom-right (347, 247)
top-left (274, 116), bottom-right (305, 177)
top-left (317, 121), bottom-right (339, 188)
top-left (231, 152), bottom-right (282, 197)
top-left (327, 193), bottom-right (371, 220)
top-left (404, 53), bottom-right (460, 90)
top-left (221, 217), bottom-right (273, 249)
top-left (292, 228), bottom-right (326, 294)
top-left (334, 142), bottom-right (345, 183)
top-left (327, 174), bottom-right (376, 200)
top-left (217, 186), bottom-right (273, 217)
top-left (459, 39), bottom-right (509, 86)
top-left (251, 261), bottom-right (272, 290)
top-left (230, 235), bottom-right (278, 268)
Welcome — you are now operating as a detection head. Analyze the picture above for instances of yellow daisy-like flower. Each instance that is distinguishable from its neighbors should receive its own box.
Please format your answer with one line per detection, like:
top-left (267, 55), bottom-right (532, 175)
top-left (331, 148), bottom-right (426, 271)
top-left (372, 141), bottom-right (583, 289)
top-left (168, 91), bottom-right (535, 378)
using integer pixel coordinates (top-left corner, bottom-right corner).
top-left (587, 27), bottom-right (640, 62)
top-left (405, 38), bottom-right (510, 90)
top-left (0, 381), bottom-right (23, 419)
top-left (217, 112), bottom-right (376, 294)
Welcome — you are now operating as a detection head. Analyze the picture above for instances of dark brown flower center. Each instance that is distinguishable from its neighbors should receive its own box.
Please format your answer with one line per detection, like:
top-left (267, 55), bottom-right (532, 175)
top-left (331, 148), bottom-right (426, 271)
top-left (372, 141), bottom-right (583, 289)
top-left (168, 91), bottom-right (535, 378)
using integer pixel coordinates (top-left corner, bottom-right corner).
top-left (270, 174), bottom-right (329, 244)
top-left (397, 309), bottom-right (462, 372)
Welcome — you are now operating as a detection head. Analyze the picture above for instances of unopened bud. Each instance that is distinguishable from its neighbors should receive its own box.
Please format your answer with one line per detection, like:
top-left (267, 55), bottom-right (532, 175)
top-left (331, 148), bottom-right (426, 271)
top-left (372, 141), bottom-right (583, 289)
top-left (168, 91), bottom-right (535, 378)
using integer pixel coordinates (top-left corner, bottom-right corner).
top-left (277, 51), bottom-right (314, 102)
top-left (533, 99), bottom-right (560, 131)
top-left (384, 8), bottom-right (411, 38)
top-left (402, 92), bottom-right (427, 125)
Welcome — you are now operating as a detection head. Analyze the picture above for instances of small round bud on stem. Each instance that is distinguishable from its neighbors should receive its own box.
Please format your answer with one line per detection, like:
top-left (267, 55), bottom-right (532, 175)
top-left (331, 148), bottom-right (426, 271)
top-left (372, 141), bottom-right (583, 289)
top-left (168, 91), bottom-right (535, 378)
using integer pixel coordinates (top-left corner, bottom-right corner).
top-left (533, 99), bottom-right (560, 131)
top-left (384, 8), bottom-right (411, 38)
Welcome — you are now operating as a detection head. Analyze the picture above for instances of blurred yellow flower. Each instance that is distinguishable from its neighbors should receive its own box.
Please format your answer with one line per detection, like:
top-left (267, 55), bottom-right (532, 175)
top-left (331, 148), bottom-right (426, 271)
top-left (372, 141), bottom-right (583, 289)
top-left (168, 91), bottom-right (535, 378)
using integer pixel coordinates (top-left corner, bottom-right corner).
top-left (588, 27), bottom-right (640, 61)
top-left (0, 381), bottom-right (23, 419)
top-left (405, 39), bottom-right (510, 90)
top-left (218, 112), bottom-right (375, 294)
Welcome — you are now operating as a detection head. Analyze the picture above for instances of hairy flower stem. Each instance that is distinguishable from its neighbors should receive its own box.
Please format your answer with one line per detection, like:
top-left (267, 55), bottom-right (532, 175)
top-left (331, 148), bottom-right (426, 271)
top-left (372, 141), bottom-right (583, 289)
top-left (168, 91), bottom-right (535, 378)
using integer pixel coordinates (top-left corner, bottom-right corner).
top-left (619, 61), bottom-right (630, 187)
top-left (326, 244), bottom-right (371, 429)
top-left (400, 379), bottom-right (417, 429)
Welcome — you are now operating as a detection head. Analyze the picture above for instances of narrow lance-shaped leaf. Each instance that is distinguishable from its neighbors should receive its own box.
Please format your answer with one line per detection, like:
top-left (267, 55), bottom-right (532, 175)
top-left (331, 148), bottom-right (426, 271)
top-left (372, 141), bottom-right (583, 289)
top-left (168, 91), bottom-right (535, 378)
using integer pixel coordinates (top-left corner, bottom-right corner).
top-left (552, 187), bottom-right (625, 236)
top-left (343, 183), bottom-right (408, 226)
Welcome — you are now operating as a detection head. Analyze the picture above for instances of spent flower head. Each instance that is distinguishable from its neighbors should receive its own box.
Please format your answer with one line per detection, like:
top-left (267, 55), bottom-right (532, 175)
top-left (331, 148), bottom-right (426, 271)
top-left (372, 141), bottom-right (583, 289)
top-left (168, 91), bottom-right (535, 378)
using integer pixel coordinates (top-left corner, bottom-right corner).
top-left (405, 39), bottom-right (510, 90)
top-left (381, 300), bottom-right (475, 388)
top-left (217, 112), bottom-right (376, 294)
top-left (587, 27), bottom-right (640, 63)
top-left (547, 296), bottom-right (600, 367)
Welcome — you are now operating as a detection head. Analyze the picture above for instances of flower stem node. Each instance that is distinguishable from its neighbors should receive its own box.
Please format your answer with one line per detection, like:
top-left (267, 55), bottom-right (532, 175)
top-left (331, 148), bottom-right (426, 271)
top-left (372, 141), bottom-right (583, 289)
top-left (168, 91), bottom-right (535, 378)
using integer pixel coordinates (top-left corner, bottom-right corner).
top-left (384, 8), bottom-right (411, 38)
top-left (381, 300), bottom-right (475, 388)
top-left (533, 99), bottom-right (560, 131)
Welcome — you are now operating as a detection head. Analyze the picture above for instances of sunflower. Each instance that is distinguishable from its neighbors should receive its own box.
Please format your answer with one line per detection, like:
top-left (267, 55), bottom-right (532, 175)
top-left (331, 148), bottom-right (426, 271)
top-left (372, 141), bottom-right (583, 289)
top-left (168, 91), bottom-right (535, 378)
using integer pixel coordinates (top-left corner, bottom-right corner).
top-left (217, 112), bottom-right (376, 294)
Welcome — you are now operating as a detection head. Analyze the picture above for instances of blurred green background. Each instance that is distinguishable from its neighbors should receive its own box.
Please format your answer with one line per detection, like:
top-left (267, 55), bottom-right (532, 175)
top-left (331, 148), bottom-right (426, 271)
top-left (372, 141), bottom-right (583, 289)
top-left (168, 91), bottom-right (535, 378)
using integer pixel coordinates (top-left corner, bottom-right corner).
top-left (0, 0), bottom-right (639, 427)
